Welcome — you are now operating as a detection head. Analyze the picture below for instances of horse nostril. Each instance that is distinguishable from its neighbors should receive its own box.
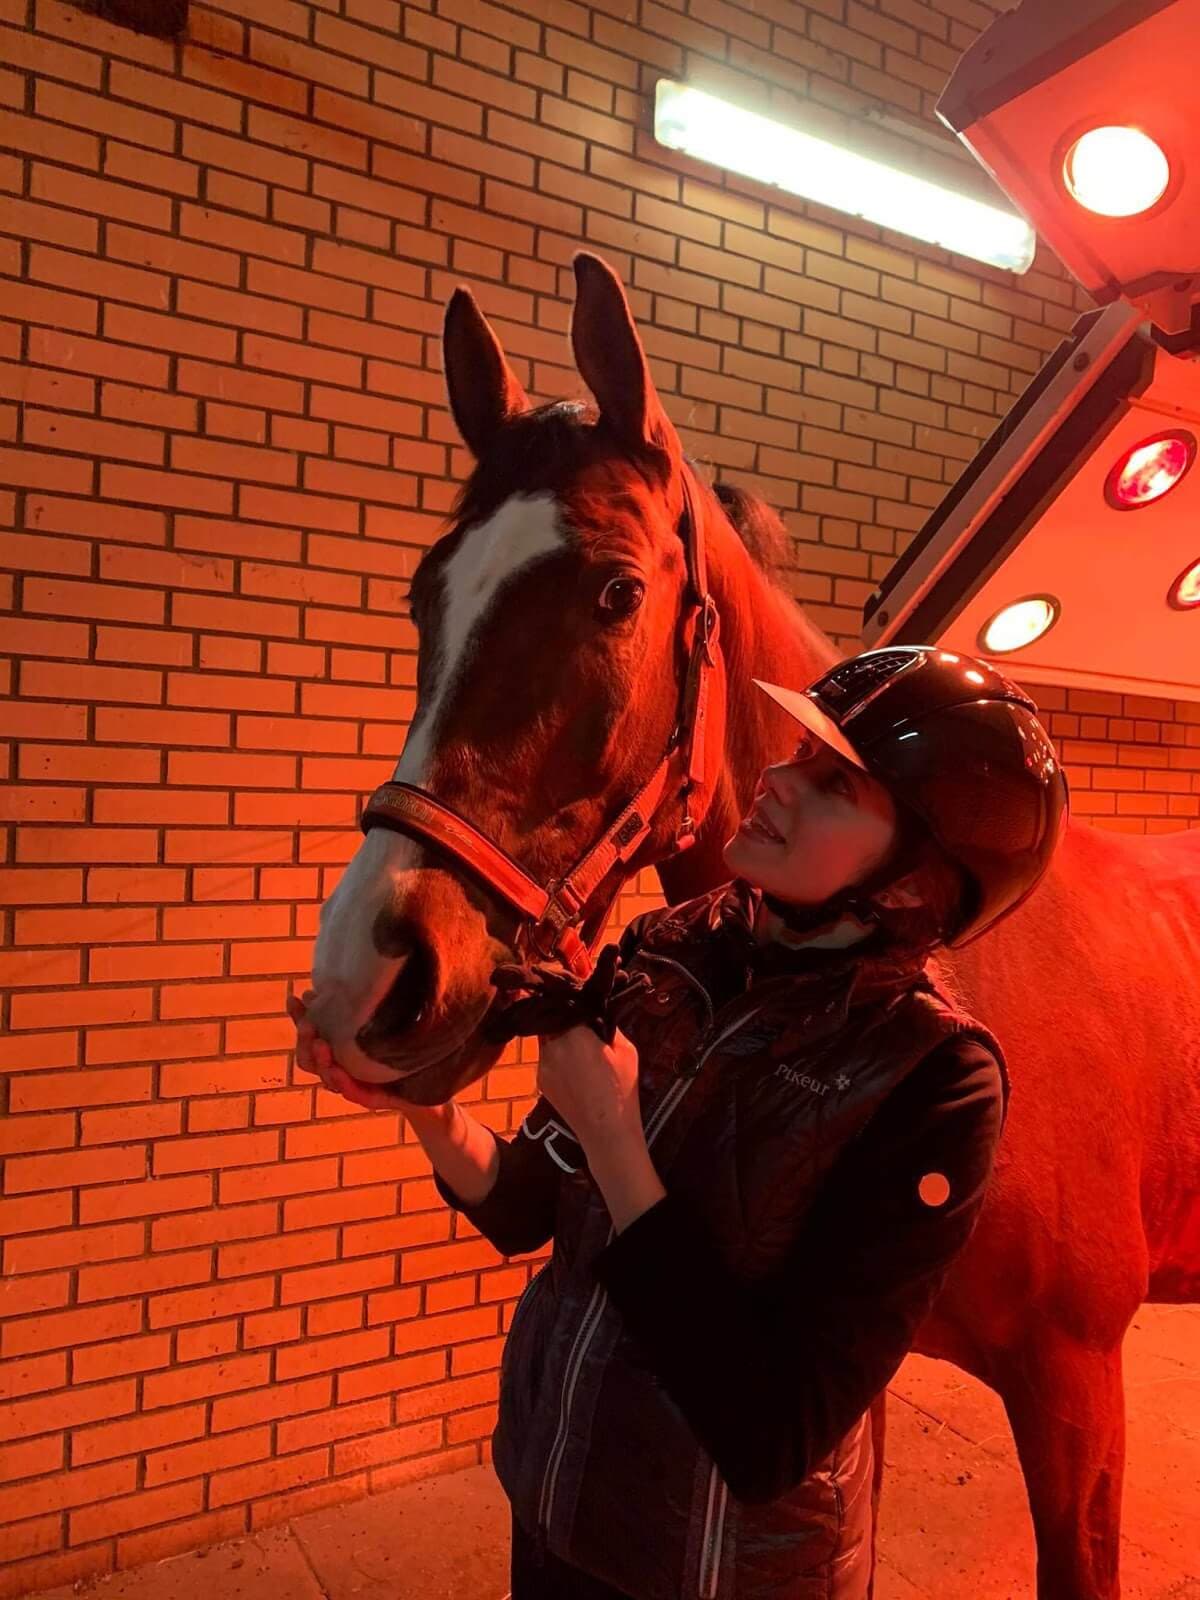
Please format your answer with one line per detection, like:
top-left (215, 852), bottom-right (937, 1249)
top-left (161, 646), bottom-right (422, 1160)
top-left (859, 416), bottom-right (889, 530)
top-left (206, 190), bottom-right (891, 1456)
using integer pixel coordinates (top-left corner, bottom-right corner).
top-left (359, 939), bottom-right (434, 1047)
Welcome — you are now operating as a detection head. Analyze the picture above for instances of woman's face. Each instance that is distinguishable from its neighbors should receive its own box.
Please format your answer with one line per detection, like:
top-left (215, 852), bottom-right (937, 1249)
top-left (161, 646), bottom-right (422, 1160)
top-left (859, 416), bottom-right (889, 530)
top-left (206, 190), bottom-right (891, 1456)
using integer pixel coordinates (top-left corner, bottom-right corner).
top-left (722, 730), bottom-right (900, 904)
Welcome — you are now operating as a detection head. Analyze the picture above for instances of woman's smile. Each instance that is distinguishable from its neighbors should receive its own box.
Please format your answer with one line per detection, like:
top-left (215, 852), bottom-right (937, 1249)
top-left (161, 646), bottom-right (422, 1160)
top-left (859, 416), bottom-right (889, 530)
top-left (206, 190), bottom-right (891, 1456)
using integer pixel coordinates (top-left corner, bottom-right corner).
top-left (723, 741), bottom-right (901, 906)
top-left (739, 803), bottom-right (786, 845)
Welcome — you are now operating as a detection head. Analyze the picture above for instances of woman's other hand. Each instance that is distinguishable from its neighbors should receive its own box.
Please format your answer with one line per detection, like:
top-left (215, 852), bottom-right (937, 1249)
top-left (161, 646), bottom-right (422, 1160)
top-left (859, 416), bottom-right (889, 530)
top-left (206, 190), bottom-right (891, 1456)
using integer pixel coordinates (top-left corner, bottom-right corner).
top-left (538, 1024), bottom-right (666, 1233)
top-left (536, 1023), bottom-right (645, 1161)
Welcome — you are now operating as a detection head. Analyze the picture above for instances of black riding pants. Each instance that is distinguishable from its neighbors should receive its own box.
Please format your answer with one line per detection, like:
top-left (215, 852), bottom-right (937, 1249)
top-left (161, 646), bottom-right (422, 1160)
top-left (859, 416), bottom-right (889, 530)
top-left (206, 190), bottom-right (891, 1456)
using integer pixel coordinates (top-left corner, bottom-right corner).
top-left (509, 1510), bottom-right (637, 1600)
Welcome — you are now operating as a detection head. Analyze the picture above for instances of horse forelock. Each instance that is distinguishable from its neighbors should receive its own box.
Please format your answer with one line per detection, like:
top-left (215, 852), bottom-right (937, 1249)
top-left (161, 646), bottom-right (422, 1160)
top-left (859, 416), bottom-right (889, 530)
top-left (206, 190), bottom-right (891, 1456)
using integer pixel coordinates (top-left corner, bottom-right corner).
top-left (451, 402), bottom-right (615, 529)
top-left (414, 401), bottom-right (793, 598)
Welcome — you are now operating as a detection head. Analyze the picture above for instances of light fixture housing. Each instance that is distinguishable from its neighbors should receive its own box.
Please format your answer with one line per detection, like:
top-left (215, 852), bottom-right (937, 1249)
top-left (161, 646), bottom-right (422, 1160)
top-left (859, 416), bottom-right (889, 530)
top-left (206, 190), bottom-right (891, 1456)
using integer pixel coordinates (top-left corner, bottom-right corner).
top-left (863, 301), bottom-right (1200, 705)
top-left (937, 0), bottom-right (1200, 335)
top-left (652, 80), bottom-right (1036, 274)
top-left (1104, 429), bottom-right (1196, 510)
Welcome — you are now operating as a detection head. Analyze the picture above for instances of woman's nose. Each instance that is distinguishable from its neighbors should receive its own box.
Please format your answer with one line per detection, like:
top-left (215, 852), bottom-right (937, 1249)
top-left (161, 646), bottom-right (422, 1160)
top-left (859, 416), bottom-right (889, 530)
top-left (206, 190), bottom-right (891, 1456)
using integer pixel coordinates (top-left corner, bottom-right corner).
top-left (762, 765), bottom-right (798, 807)
top-left (763, 745), bottom-right (819, 802)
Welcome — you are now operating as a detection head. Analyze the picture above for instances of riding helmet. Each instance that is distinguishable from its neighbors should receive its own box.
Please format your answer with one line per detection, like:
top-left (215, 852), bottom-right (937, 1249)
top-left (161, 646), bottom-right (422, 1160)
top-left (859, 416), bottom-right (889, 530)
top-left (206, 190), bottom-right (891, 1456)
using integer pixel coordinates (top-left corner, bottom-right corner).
top-left (752, 645), bottom-right (1070, 949)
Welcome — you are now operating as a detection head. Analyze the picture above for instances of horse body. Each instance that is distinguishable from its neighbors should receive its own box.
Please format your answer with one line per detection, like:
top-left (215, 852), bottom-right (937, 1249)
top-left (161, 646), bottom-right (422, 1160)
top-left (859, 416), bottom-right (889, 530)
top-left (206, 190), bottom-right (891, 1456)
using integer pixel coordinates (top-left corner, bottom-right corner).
top-left (929, 824), bottom-right (1200, 1600)
top-left (310, 253), bottom-right (1200, 1598)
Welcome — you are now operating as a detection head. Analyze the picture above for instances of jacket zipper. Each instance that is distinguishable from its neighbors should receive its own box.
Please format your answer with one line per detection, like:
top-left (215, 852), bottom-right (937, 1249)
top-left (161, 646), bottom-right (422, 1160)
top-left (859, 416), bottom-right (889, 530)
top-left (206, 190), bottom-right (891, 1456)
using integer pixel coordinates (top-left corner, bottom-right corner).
top-left (535, 1070), bottom-right (693, 1542)
top-left (537, 990), bottom-right (768, 1594)
top-left (698, 1460), bottom-right (729, 1598)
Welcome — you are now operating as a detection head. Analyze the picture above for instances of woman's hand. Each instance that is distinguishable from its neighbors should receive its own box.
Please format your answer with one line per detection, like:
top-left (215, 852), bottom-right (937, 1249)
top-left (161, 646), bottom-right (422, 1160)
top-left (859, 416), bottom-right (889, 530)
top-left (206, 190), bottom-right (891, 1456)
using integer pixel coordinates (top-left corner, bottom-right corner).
top-left (536, 1023), bottom-right (646, 1162)
top-left (288, 991), bottom-right (436, 1115)
top-left (538, 1024), bottom-right (668, 1232)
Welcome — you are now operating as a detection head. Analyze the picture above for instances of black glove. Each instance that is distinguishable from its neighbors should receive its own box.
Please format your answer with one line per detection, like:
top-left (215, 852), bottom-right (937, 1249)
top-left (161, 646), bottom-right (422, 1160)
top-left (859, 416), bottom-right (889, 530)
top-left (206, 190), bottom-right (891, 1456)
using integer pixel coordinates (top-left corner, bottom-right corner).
top-left (482, 942), bottom-right (651, 1046)
top-left (481, 945), bottom-right (652, 1178)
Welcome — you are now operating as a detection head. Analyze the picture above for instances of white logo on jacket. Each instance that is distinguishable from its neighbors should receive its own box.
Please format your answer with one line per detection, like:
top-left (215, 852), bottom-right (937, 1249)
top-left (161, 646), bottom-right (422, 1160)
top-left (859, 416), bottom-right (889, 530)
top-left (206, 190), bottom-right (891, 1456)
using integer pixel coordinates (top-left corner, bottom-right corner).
top-left (774, 1064), bottom-right (852, 1095)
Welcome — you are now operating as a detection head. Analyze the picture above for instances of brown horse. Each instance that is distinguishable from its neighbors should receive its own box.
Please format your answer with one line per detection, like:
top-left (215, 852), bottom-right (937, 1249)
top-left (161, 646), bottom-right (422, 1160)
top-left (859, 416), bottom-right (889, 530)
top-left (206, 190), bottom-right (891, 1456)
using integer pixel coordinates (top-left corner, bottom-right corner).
top-left (308, 253), bottom-right (1200, 1599)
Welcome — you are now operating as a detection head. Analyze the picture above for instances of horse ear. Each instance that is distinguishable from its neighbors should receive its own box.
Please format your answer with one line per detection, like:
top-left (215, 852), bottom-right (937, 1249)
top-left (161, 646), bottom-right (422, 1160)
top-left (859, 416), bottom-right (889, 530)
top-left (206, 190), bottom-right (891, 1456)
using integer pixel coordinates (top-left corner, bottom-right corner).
top-left (570, 252), bottom-right (679, 459)
top-left (443, 287), bottom-right (529, 458)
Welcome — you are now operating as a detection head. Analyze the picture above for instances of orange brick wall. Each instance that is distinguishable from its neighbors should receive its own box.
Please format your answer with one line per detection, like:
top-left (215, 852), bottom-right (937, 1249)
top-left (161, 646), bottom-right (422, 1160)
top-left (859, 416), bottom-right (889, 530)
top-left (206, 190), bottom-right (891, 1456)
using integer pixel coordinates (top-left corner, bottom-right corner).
top-left (1027, 686), bottom-right (1200, 832)
top-left (2, 0), bottom-right (1198, 1591)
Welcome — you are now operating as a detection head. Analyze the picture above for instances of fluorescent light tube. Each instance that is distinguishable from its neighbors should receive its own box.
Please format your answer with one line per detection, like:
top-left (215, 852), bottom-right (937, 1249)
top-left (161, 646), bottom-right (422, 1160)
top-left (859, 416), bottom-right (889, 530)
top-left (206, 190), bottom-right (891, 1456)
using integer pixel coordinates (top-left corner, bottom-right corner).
top-left (654, 79), bottom-right (1036, 274)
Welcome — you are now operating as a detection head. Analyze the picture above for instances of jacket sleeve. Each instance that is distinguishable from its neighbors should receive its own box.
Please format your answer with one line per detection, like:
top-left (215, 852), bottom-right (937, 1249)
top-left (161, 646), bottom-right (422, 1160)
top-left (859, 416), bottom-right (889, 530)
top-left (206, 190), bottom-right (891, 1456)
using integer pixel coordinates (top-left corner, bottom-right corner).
top-left (432, 1105), bottom-right (565, 1257)
top-left (432, 905), bottom-right (663, 1255)
top-left (591, 1035), bottom-right (1005, 1505)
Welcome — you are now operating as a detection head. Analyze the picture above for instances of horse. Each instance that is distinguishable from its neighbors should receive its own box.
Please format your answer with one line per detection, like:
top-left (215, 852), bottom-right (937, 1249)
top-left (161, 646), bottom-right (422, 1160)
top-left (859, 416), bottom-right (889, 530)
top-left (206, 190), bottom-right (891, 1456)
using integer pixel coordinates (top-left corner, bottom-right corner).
top-left (307, 251), bottom-right (1200, 1600)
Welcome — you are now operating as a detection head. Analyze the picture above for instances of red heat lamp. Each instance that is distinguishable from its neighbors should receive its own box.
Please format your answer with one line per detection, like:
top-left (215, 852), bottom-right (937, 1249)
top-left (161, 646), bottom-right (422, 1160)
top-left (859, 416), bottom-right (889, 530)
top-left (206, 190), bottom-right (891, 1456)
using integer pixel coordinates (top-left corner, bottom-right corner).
top-left (1104, 430), bottom-right (1196, 510)
top-left (936, 0), bottom-right (1200, 336)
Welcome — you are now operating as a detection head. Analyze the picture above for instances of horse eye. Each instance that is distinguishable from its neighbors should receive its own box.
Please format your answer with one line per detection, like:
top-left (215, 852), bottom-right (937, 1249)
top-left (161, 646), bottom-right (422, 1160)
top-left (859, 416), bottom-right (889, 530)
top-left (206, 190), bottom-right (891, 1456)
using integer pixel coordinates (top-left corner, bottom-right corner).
top-left (596, 576), bottom-right (645, 619)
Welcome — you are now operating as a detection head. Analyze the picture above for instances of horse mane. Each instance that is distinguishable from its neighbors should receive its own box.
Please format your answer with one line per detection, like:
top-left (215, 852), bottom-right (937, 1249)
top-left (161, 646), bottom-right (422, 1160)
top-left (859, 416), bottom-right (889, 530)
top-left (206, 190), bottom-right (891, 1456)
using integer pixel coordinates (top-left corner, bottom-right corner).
top-left (707, 478), bottom-right (791, 585)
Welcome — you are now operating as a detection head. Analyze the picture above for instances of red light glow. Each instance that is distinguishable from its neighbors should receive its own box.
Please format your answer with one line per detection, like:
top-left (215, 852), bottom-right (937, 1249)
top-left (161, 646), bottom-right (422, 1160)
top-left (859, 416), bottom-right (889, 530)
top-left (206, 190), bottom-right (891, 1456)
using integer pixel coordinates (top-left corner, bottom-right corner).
top-left (1168, 559), bottom-right (1200, 611)
top-left (1063, 126), bottom-right (1170, 218)
top-left (1105, 431), bottom-right (1196, 510)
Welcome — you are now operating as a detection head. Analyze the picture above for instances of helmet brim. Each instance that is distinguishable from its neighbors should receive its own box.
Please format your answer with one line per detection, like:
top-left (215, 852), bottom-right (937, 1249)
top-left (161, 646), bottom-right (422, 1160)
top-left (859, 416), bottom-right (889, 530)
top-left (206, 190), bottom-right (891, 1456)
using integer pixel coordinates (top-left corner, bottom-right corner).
top-left (752, 678), bottom-right (870, 773)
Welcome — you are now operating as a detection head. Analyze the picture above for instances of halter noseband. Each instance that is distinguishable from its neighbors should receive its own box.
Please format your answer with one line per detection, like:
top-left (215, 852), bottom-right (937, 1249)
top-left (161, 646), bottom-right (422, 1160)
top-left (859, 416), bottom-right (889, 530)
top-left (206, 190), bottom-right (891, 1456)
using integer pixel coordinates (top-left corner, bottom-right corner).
top-left (359, 473), bottom-right (722, 977)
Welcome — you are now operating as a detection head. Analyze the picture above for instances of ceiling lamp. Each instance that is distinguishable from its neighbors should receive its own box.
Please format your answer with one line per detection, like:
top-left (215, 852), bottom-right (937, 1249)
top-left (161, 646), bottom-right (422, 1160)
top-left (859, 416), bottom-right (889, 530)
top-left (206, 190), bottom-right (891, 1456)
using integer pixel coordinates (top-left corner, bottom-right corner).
top-left (1168, 558), bottom-right (1200, 610)
top-left (979, 597), bottom-right (1059, 654)
top-left (653, 80), bottom-right (1036, 273)
top-left (1104, 430), bottom-right (1196, 509)
top-left (1063, 125), bottom-right (1170, 217)
top-left (937, 0), bottom-right (1200, 336)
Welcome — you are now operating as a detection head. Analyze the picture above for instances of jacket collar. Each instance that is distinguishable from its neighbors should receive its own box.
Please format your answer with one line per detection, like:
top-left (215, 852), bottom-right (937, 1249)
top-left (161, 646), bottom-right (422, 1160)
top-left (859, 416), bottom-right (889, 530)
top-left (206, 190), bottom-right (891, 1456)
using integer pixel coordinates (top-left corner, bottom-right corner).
top-left (713, 878), bottom-right (934, 1009)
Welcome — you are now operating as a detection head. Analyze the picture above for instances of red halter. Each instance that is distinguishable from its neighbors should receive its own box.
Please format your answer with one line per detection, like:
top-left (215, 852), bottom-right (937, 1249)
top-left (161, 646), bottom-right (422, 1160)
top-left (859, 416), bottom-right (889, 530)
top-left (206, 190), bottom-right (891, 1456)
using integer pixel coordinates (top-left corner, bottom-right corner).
top-left (359, 474), bottom-right (721, 977)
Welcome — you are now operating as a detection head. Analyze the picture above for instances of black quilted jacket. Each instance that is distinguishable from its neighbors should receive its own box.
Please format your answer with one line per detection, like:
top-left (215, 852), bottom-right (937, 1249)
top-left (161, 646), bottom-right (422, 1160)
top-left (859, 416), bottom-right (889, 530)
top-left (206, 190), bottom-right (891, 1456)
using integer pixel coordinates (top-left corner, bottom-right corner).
top-left (435, 878), bottom-right (1008, 1599)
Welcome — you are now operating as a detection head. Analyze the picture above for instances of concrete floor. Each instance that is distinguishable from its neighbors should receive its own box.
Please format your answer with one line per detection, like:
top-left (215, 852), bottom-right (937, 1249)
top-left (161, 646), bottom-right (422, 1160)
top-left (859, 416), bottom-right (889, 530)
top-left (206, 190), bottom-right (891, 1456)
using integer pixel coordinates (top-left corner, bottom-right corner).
top-left (28, 1304), bottom-right (1199, 1600)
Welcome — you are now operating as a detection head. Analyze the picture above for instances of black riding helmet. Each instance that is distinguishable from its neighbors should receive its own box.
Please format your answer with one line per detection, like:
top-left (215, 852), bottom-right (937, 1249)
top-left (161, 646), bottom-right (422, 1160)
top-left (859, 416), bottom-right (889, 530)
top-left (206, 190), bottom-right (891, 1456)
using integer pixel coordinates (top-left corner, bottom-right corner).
top-left (752, 645), bottom-right (1070, 950)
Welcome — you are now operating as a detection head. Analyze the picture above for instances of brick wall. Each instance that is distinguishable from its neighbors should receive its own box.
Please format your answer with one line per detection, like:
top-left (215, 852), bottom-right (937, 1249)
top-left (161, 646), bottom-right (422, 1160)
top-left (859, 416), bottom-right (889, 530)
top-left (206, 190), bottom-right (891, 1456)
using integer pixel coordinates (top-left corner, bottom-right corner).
top-left (2, 0), bottom-right (1198, 1591)
top-left (1030, 686), bottom-right (1200, 832)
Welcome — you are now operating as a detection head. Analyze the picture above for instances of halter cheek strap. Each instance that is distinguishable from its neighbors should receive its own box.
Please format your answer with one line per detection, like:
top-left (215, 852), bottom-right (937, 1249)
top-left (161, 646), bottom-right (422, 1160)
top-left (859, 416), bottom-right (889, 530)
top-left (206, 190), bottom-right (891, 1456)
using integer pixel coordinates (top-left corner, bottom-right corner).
top-left (758, 797), bottom-right (916, 924)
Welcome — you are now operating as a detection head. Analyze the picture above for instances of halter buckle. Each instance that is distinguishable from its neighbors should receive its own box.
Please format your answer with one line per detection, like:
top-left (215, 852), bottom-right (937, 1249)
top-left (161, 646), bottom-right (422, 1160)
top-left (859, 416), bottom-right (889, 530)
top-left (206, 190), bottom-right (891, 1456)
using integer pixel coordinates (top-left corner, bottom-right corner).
top-left (529, 878), bottom-right (585, 959)
top-left (675, 789), bottom-right (698, 851)
top-left (698, 593), bottom-right (719, 667)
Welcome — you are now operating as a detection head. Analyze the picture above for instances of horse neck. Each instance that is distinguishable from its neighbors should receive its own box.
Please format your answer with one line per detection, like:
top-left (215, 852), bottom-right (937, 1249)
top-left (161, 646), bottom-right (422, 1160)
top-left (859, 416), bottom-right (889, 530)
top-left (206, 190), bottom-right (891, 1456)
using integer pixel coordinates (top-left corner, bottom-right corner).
top-left (658, 509), bottom-right (844, 905)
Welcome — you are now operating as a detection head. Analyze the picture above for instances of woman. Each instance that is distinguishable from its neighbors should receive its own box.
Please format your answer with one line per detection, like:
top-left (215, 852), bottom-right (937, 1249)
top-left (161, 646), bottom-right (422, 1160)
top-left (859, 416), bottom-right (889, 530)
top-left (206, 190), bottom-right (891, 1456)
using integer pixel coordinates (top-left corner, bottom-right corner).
top-left (290, 645), bottom-right (1068, 1600)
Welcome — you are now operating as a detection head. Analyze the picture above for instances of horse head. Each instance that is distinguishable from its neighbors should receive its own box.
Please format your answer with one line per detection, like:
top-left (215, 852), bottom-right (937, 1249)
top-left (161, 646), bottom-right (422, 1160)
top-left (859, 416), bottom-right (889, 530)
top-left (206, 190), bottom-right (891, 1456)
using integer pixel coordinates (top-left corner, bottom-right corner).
top-left (305, 253), bottom-right (755, 1104)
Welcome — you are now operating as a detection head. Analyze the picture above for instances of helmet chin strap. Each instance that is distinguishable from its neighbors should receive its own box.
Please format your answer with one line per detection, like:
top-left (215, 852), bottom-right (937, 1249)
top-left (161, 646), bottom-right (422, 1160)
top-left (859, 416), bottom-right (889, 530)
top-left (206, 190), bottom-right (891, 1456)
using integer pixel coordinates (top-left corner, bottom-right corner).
top-left (759, 889), bottom-right (877, 942)
top-left (759, 810), bottom-right (933, 949)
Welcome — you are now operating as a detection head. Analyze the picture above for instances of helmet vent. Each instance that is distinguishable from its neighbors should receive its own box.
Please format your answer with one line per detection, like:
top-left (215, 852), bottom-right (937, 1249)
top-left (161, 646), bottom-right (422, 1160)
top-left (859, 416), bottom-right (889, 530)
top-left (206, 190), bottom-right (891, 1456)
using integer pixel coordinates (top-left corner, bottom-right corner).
top-left (818, 650), bottom-right (917, 711)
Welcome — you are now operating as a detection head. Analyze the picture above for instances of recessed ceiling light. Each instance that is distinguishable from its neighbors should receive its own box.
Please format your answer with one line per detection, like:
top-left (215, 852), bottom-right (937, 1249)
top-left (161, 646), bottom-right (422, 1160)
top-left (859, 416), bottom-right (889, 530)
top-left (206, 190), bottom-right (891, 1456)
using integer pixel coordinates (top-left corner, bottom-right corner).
top-left (979, 596), bottom-right (1059, 654)
top-left (1167, 558), bottom-right (1200, 611)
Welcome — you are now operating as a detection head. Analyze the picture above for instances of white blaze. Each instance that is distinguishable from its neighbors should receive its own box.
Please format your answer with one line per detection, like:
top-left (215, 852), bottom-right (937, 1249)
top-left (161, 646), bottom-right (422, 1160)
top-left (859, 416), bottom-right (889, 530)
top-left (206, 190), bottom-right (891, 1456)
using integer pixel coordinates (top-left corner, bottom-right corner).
top-left (310, 494), bottom-right (567, 1071)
